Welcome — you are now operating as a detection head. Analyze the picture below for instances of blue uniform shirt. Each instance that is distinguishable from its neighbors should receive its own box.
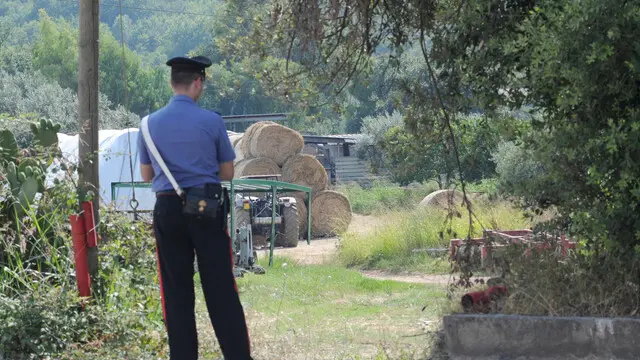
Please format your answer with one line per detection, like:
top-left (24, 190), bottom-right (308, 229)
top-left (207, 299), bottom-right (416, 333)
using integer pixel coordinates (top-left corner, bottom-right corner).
top-left (138, 94), bottom-right (236, 192)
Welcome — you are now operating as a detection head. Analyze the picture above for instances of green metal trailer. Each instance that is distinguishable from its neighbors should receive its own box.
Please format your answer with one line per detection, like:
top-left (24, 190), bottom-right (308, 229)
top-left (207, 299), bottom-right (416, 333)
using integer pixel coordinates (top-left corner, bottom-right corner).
top-left (110, 178), bottom-right (312, 268)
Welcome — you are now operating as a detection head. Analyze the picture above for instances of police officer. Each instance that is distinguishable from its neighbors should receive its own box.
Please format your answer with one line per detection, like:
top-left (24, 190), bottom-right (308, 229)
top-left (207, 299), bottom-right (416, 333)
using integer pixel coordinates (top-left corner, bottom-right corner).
top-left (138, 55), bottom-right (253, 360)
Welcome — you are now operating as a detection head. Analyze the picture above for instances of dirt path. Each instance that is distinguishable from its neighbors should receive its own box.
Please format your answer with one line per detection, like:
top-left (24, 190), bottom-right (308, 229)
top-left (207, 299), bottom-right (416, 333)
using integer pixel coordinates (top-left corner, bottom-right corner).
top-left (360, 270), bottom-right (457, 285)
top-left (256, 237), bottom-right (340, 265)
top-left (254, 214), bottom-right (478, 285)
top-left (255, 214), bottom-right (380, 265)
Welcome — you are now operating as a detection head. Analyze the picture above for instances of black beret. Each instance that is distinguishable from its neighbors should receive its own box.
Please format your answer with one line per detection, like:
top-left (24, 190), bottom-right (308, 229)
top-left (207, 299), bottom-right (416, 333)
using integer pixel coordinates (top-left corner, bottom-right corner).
top-left (166, 55), bottom-right (212, 75)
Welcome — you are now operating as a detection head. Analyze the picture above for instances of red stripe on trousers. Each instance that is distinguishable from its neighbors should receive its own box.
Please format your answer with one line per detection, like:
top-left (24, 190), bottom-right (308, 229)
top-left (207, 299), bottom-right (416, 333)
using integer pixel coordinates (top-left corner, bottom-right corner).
top-left (153, 228), bottom-right (167, 326)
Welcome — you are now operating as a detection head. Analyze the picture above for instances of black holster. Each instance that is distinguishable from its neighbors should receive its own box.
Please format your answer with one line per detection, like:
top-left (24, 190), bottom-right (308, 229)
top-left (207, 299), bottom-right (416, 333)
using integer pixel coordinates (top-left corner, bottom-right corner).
top-left (181, 183), bottom-right (224, 219)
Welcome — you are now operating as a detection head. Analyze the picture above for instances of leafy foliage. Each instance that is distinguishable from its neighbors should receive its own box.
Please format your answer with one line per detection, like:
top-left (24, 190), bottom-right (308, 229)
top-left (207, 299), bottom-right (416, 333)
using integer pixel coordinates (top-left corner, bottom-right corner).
top-left (429, 0), bottom-right (640, 255)
top-left (491, 141), bottom-right (547, 204)
top-left (355, 111), bottom-right (403, 174)
top-left (0, 212), bottom-right (165, 359)
top-left (32, 10), bottom-right (172, 115)
top-left (359, 111), bottom-right (518, 186)
top-left (381, 125), bottom-right (449, 186)
top-left (0, 123), bottom-right (164, 358)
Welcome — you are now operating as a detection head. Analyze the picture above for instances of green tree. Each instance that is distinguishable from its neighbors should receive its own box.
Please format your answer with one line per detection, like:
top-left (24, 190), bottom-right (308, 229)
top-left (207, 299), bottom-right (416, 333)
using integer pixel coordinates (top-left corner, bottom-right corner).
top-left (375, 112), bottom-right (518, 186)
top-left (382, 126), bottom-right (450, 186)
top-left (32, 9), bottom-right (77, 90)
top-left (31, 10), bottom-right (172, 116)
top-left (98, 23), bottom-right (172, 114)
top-left (434, 0), bottom-right (640, 254)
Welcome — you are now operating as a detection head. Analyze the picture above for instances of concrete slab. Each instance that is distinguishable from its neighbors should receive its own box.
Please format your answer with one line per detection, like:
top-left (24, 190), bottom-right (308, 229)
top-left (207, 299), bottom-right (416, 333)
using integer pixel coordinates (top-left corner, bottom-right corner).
top-left (444, 314), bottom-right (640, 360)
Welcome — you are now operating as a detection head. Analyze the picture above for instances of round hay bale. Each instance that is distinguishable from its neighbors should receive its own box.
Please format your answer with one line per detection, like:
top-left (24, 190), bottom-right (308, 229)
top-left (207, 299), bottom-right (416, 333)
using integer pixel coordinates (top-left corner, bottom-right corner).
top-left (311, 190), bottom-right (352, 237)
top-left (418, 189), bottom-right (465, 209)
top-left (281, 154), bottom-right (328, 193)
top-left (234, 157), bottom-right (281, 178)
top-left (248, 123), bottom-right (304, 165)
top-left (233, 159), bottom-right (247, 177)
top-left (240, 121), bottom-right (277, 156)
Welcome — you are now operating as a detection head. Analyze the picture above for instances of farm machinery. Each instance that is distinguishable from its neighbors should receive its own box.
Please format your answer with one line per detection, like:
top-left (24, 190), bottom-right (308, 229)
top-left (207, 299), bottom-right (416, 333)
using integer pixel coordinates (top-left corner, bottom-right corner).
top-left (232, 175), bottom-right (301, 248)
top-left (449, 230), bottom-right (578, 313)
top-left (449, 229), bottom-right (577, 274)
top-left (226, 175), bottom-right (312, 277)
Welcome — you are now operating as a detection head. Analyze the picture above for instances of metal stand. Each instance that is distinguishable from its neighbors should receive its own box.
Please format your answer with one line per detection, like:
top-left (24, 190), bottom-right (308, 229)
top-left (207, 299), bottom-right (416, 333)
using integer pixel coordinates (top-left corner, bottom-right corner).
top-left (233, 223), bottom-right (265, 277)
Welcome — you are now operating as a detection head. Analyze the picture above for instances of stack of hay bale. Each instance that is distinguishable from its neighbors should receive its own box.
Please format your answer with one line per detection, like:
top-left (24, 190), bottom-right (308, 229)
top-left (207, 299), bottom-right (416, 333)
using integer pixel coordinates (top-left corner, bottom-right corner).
top-left (230, 121), bottom-right (352, 238)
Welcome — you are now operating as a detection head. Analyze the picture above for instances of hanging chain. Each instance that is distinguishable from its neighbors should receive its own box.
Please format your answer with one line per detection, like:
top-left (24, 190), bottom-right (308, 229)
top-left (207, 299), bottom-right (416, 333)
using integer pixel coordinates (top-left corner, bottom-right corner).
top-left (118, 0), bottom-right (138, 221)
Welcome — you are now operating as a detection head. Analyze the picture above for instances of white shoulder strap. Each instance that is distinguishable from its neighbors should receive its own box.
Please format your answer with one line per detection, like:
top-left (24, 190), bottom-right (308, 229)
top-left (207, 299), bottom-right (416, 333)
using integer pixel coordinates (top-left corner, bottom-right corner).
top-left (140, 115), bottom-right (184, 196)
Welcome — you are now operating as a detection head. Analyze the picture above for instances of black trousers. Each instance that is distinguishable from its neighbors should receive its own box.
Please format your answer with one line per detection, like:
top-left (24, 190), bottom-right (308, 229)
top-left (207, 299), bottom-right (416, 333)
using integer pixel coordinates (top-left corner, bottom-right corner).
top-left (153, 194), bottom-right (252, 360)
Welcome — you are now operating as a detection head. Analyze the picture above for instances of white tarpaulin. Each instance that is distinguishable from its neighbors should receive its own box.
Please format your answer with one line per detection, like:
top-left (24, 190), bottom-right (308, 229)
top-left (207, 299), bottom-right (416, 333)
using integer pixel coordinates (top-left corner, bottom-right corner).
top-left (48, 128), bottom-right (157, 212)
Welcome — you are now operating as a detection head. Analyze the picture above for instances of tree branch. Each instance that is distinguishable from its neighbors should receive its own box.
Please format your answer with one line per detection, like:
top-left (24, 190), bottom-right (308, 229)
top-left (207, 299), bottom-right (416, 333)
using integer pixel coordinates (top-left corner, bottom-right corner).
top-left (418, 17), bottom-right (473, 239)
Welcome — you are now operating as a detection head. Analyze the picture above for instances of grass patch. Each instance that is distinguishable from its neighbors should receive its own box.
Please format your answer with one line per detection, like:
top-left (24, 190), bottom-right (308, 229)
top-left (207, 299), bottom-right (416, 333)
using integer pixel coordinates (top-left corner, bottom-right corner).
top-left (193, 256), bottom-right (449, 360)
top-left (334, 180), bottom-right (440, 215)
top-left (370, 253), bottom-right (452, 274)
top-left (337, 200), bottom-right (532, 272)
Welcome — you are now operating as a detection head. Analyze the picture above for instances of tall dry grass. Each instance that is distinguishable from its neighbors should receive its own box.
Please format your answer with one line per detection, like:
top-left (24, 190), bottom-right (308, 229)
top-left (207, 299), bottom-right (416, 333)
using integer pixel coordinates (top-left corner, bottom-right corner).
top-left (337, 198), bottom-right (532, 272)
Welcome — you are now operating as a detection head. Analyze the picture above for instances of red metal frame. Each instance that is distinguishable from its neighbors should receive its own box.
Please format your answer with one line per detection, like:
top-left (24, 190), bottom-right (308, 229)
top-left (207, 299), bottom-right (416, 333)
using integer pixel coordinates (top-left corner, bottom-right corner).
top-left (450, 229), bottom-right (577, 269)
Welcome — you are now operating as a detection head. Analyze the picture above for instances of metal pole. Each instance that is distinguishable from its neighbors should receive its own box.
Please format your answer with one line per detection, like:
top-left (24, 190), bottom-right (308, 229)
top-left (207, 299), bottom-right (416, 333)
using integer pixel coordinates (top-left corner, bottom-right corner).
top-left (78, 0), bottom-right (100, 278)
top-left (230, 182), bottom-right (236, 252)
top-left (306, 190), bottom-right (311, 245)
top-left (269, 186), bottom-right (276, 267)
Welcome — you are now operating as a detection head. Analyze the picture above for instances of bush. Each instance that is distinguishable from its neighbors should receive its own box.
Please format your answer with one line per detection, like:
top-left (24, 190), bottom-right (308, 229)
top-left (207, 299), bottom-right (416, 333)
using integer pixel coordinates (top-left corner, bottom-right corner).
top-left (0, 209), bottom-right (165, 359)
top-left (355, 111), bottom-right (404, 174)
top-left (491, 141), bottom-right (544, 198)
top-left (381, 126), bottom-right (449, 185)
top-left (0, 289), bottom-right (94, 358)
top-left (463, 244), bottom-right (640, 318)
